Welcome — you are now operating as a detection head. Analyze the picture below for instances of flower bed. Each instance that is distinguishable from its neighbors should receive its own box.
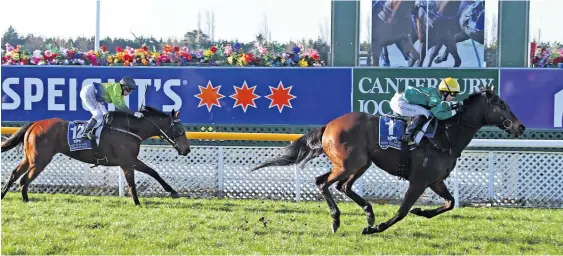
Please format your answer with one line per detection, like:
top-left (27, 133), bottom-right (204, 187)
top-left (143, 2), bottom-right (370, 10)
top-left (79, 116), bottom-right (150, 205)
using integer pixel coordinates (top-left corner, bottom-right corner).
top-left (1, 42), bottom-right (325, 67)
top-left (530, 42), bottom-right (563, 68)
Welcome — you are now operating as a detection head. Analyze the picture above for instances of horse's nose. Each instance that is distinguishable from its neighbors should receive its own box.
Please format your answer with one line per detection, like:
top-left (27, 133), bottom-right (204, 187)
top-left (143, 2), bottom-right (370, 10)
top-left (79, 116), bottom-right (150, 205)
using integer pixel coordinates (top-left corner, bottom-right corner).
top-left (518, 124), bottom-right (526, 134)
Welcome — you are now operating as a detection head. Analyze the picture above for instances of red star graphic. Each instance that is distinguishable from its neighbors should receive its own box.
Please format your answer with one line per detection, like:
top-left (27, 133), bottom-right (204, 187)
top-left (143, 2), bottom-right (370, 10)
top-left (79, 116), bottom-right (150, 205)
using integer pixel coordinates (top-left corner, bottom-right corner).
top-left (265, 81), bottom-right (297, 113)
top-left (230, 81), bottom-right (261, 113)
top-left (194, 80), bottom-right (225, 112)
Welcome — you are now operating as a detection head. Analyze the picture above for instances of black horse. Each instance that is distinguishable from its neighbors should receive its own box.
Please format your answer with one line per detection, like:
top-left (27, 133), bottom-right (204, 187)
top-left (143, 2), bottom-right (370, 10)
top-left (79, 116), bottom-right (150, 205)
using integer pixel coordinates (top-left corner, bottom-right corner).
top-left (1, 106), bottom-right (191, 205)
top-left (434, 0), bottom-right (485, 65)
top-left (371, 0), bottom-right (420, 67)
top-left (411, 0), bottom-right (462, 67)
top-left (252, 86), bottom-right (525, 234)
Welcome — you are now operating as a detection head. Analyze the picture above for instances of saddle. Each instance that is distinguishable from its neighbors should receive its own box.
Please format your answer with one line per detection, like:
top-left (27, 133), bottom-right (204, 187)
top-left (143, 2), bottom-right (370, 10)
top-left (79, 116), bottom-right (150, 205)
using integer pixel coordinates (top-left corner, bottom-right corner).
top-left (378, 114), bottom-right (440, 180)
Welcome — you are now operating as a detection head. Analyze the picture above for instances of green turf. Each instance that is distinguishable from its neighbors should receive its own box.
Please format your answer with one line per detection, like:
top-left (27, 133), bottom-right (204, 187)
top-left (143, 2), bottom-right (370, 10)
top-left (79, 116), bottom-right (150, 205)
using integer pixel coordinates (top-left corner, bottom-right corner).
top-left (1, 193), bottom-right (562, 255)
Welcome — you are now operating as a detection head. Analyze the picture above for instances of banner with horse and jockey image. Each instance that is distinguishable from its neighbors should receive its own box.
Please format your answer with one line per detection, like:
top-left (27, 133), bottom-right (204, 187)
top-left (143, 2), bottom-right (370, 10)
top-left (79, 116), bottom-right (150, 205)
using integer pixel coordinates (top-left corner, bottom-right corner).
top-left (500, 68), bottom-right (563, 130)
top-left (0, 66), bottom-right (352, 125)
top-left (369, 0), bottom-right (487, 67)
top-left (352, 68), bottom-right (499, 115)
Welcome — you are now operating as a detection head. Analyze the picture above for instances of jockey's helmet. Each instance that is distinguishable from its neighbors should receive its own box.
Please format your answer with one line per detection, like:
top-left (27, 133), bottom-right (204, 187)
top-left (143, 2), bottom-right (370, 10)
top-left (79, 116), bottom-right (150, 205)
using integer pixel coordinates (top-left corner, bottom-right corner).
top-left (439, 77), bottom-right (460, 93)
top-left (120, 76), bottom-right (137, 91)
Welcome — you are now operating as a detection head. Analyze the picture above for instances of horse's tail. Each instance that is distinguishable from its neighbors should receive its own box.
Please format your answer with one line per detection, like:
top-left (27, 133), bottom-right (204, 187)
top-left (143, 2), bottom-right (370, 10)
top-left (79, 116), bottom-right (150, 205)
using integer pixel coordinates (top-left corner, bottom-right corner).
top-left (250, 126), bottom-right (326, 172)
top-left (1, 122), bottom-right (34, 153)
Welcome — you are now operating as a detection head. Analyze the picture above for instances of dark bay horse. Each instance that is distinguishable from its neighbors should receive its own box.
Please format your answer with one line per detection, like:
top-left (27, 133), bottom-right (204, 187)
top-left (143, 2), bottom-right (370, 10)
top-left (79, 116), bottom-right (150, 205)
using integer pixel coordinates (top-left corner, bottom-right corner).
top-left (252, 87), bottom-right (525, 234)
top-left (1, 106), bottom-right (190, 205)
top-left (434, 0), bottom-right (485, 65)
top-left (371, 0), bottom-right (420, 67)
top-left (411, 0), bottom-right (462, 67)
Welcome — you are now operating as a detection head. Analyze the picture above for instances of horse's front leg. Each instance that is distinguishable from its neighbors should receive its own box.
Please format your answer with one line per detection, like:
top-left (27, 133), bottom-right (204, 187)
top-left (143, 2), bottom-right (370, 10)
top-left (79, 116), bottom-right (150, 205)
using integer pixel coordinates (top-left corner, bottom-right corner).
top-left (133, 159), bottom-right (180, 198)
top-left (410, 179), bottom-right (455, 218)
top-left (363, 181), bottom-right (427, 234)
top-left (427, 44), bottom-right (443, 67)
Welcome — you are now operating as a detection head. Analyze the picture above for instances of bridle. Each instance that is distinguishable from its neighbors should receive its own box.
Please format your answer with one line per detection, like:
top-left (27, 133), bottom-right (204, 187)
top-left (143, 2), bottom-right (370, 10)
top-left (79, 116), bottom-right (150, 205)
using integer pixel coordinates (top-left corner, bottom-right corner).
top-left (144, 116), bottom-right (185, 152)
top-left (455, 91), bottom-right (513, 132)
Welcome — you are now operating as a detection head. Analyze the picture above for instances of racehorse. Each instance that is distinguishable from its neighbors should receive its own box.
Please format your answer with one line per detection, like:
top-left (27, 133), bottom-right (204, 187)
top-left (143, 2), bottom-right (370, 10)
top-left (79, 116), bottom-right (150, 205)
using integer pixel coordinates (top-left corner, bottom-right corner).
top-left (371, 0), bottom-right (420, 67)
top-left (434, 0), bottom-right (485, 65)
top-left (411, 0), bottom-right (462, 67)
top-left (1, 106), bottom-right (190, 205)
top-left (251, 86), bottom-right (525, 234)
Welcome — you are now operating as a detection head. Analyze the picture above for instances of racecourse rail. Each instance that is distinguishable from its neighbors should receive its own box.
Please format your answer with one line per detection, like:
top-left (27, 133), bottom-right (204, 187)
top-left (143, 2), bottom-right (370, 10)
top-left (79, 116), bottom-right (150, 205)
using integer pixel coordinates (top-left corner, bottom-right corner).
top-left (2, 127), bottom-right (563, 148)
top-left (2, 127), bottom-right (562, 209)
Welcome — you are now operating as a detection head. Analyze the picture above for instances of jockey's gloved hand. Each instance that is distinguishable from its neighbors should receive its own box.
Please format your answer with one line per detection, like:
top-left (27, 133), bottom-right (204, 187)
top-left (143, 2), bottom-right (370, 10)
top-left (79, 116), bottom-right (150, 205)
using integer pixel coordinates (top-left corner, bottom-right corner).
top-left (134, 112), bottom-right (144, 118)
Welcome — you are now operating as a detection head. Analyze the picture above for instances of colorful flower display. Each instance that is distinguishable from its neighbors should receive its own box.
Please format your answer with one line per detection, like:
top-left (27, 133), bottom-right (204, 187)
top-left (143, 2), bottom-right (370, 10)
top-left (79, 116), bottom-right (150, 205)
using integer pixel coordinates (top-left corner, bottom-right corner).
top-left (2, 42), bottom-right (326, 67)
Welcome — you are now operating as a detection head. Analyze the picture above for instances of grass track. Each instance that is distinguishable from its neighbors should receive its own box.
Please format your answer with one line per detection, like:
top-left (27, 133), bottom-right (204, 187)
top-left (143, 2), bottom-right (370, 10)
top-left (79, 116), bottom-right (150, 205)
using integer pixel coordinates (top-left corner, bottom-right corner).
top-left (1, 193), bottom-right (562, 255)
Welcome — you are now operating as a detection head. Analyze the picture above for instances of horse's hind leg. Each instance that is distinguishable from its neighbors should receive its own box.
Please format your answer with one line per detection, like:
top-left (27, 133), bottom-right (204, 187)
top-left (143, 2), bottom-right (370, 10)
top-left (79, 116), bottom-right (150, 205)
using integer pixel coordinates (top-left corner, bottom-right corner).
top-left (1, 159), bottom-right (30, 199)
top-left (133, 160), bottom-right (179, 198)
top-left (20, 156), bottom-right (53, 202)
top-left (410, 180), bottom-right (454, 218)
top-left (335, 162), bottom-right (375, 229)
top-left (319, 148), bottom-right (370, 233)
top-left (363, 181), bottom-right (427, 234)
top-left (315, 170), bottom-right (342, 233)
top-left (121, 167), bottom-right (140, 205)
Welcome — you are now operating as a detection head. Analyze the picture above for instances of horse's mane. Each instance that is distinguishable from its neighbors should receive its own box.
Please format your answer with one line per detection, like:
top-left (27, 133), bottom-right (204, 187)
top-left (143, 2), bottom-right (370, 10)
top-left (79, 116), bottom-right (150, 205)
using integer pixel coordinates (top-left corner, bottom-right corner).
top-left (140, 106), bottom-right (170, 117)
top-left (462, 86), bottom-right (495, 105)
top-left (109, 106), bottom-right (170, 119)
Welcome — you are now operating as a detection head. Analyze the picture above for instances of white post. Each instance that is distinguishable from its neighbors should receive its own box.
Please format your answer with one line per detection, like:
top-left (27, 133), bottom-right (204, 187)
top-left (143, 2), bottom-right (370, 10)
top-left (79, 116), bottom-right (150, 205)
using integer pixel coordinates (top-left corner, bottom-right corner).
top-left (454, 166), bottom-right (460, 208)
top-left (488, 152), bottom-right (495, 201)
top-left (294, 165), bottom-right (301, 202)
top-left (118, 167), bottom-right (124, 197)
top-left (95, 0), bottom-right (101, 50)
top-left (218, 147), bottom-right (224, 198)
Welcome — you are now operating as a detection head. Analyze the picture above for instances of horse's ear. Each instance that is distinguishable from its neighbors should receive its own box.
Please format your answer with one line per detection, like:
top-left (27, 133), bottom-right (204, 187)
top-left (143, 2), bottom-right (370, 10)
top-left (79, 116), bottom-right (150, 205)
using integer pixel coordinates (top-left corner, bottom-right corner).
top-left (175, 111), bottom-right (180, 118)
top-left (171, 109), bottom-right (176, 117)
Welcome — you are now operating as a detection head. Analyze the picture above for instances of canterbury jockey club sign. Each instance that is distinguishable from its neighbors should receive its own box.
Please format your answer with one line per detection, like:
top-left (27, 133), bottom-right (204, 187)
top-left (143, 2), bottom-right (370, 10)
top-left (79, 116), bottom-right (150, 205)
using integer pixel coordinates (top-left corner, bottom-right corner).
top-left (0, 66), bottom-right (352, 125)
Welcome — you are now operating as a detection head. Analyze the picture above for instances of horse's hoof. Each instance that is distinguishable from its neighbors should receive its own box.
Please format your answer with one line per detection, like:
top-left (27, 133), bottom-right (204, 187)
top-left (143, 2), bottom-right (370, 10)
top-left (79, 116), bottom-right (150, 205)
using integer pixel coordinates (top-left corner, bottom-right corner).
top-left (332, 219), bottom-right (340, 233)
top-left (362, 226), bottom-right (375, 235)
top-left (170, 192), bottom-right (180, 199)
top-left (410, 207), bottom-right (422, 215)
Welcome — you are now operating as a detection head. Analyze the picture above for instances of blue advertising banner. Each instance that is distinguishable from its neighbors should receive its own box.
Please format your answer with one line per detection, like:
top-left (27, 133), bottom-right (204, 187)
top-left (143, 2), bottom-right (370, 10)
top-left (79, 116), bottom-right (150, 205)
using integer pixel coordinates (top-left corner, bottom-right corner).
top-left (500, 68), bottom-right (563, 129)
top-left (1, 66), bottom-right (352, 125)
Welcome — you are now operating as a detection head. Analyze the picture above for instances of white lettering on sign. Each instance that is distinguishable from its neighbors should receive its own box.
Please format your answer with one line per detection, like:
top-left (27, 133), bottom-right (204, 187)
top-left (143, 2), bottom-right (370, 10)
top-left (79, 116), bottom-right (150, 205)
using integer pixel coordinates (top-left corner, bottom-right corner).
top-left (2, 78), bottom-right (20, 110)
top-left (554, 89), bottom-right (563, 128)
top-left (357, 99), bottom-right (392, 116)
top-left (48, 78), bottom-right (65, 111)
top-left (24, 78), bottom-right (43, 110)
top-left (358, 77), bottom-right (495, 95)
top-left (1, 77), bottom-right (184, 112)
top-left (163, 79), bottom-right (182, 111)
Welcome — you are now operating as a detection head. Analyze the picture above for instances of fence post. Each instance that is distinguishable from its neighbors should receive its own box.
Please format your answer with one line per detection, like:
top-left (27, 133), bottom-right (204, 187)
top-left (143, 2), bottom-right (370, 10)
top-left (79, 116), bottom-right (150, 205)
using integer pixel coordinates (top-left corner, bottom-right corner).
top-left (217, 146), bottom-right (225, 198)
top-left (118, 167), bottom-right (124, 197)
top-left (357, 176), bottom-right (364, 197)
top-left (454, 166), bottom-right (460, 208)
top-left (488, 152), bottom-right (495, 201)
top-left (294, 165), bottom-right (301, 202)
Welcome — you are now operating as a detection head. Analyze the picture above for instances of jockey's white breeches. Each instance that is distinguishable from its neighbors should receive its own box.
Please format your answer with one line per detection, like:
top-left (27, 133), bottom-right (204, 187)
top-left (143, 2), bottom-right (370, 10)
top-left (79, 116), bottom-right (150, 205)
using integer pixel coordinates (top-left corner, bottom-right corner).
top-left (80, 84), bottom-right (108, 126)
top-left (390, 93), bottom-right (432, 118)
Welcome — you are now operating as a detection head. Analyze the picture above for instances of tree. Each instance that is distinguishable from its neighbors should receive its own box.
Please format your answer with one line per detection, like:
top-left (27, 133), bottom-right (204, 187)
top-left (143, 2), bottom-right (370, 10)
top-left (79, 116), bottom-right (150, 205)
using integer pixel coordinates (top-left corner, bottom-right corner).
top-left (258, 14), bottom-right (271, 42)
top-left (318, 17), bottom-right (330, 44)
top-left (24, 34), bottom-right (45, 51)
top-left (205, 10), bottom-right (216, 42)
top-left (2, 25), bottom-right (25, 47)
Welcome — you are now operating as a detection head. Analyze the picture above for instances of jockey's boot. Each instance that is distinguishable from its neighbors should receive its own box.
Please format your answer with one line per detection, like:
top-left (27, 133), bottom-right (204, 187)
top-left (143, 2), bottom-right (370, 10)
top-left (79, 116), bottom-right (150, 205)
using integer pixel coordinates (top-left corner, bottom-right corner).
top-left (401, 115), bottom-right (427, 145)
top-left (82, 118), bottom-right (98, 140)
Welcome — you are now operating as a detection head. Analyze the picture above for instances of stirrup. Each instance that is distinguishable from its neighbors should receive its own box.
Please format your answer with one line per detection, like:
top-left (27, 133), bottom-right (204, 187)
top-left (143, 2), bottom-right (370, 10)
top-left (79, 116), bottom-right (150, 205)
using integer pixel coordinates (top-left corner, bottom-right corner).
top-left (85, 132), bottom-right (97, 140)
